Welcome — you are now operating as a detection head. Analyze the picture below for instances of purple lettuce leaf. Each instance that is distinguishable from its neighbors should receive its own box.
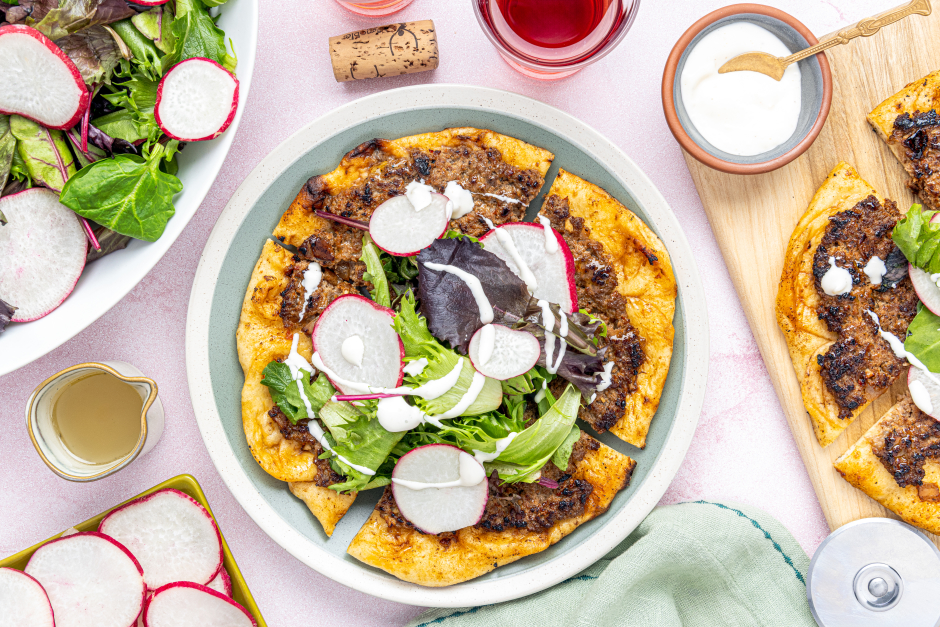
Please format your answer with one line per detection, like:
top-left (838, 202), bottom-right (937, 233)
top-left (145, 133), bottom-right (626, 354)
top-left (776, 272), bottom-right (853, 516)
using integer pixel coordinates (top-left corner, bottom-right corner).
top-left (34, 0), bottom-right (135, 40)
top-left (0, 298), bottom-right (16, 334)
top-left (57, 24), bottom-right (122, 85)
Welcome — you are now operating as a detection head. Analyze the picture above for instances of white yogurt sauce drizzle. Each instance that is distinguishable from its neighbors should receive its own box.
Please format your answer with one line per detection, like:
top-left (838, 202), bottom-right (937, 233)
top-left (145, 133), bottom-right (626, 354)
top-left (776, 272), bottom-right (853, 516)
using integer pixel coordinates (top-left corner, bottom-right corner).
top-left (422, 262), bottom-right (494, 323)
top-left (285, 334), bottom-right (374, 475)
top-left (866, 310), bottom-right (940, 415)
top-left (596, 361), bottom-right (615, 392)
top-left (411, 358), bottom-right (465, 400)
top-left (405, 180), bottom-right (434, 211)
top-left (436, 371), bottom-right (487, 419)
top-left (444, 181), bottom-right (475, 219)
top-left (376, 396), bottom-right (430, 432)
top-left (538, 300), bottom-right (557, 373)
top-left (483, 217), bottom-right (538, 294)
top-left (298, 262), bottom-right (322, 320)
top-left (341, 335), bottom-right (364, 367)
top-left (473, 432), bottom-right (519, 464)
top-left (478, 324), bottom-right (496, 366)
top-left (311, 351), bottom-right (414, 396)
top-left (909, 380), bottom-right (934, 415)
top-left (821, 257), bottom-right (853, 296)
top-left (864, 256), bottom-right (887, 286)
top-left (536, 214), bottom-right (559, 254)
top-left (403, 357), bottom-right (428, 377)
top-left (474, 191), bottom-right (523, 205)
top-left (534, 379), bottom-right (548, 403)
top-left (392, 452), bottom-right (486, 490)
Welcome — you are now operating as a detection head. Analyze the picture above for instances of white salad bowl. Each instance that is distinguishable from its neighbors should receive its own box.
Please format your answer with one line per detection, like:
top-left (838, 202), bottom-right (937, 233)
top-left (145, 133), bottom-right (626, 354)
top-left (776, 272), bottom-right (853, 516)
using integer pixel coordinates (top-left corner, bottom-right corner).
top-left (186, 85), bottom-right (709, 607)
top-left (0, 0), bottom-right (258, 376)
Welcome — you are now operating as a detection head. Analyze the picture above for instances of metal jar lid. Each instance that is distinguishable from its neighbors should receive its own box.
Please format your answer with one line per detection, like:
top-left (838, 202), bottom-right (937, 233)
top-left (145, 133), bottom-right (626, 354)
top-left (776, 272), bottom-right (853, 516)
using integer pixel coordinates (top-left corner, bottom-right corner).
top-left (807, 518), bottom-right (940, 627)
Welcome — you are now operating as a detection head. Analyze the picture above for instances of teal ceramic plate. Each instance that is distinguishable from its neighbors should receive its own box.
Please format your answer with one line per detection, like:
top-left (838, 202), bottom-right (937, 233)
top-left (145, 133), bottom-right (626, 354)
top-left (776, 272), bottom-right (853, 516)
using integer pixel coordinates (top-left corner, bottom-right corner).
top-left (186, 85), bottom-right (708, 607)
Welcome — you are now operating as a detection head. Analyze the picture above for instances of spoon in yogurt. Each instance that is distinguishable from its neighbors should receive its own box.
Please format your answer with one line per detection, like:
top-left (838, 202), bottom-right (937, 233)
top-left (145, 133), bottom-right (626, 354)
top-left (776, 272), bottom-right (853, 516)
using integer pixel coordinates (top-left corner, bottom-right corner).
top-left (718, 0), bottom-right (931, 81)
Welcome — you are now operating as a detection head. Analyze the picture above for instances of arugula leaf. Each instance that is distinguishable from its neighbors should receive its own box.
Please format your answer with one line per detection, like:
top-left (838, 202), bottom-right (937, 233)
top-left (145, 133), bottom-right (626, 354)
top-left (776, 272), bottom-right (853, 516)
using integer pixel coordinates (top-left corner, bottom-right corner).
top-left (59, 143), bottom-right (182, 241)
top-left (111, 19), bottom-right (163, 80)
top-left (57, 25), bottom-right (121, 85)
top-left (260, 361), bottom-right (334, 423)
top-left (319, 401), bottom-right (405, 493)
top-left (10, 115), bottom-right (76, 192)
top-left (167, 0), bottom-right (236, 73)
top-left (33, 0), bottom-right (135, 40)
top-left (360, 233), bottom-right (391, 307)
top-left (905, 304), bottom-right (940, 373)
top-left (893, 204), bottom-right (940, 272)
top-left (0, 115), bottom-right (15, 194)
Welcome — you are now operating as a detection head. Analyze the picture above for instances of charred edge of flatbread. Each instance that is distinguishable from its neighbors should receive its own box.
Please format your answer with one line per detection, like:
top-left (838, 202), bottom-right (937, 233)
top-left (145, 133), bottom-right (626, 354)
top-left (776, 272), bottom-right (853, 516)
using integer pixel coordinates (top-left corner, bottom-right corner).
top-left (868, 70), bottom-right (940, 142)
top-left (346, 441), bottom-right (635, 587)
top-left (775, 161), bottom-right (889, 448)
top-left (835, 396), bottom-right (940, 536)
top-left (545, 169), bottom-right (676, 449)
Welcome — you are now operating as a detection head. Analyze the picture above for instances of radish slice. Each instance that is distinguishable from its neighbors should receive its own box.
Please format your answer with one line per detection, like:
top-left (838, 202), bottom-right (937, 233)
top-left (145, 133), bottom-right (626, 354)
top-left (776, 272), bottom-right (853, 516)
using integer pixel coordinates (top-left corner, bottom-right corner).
top-left (391, 444), bottom-right (488, 534)
top-left (0, 25), bottom-right (89, 129)
top-left (368, 193), bottom-right (449, 256)
top-left (98, 489), bottom-right (223, 591)
top-left (133, 0), bottom-right (169, 4)
top-left (25, 532), bottom-right (145, 627)
top-left (908, 264), bottom-right (940, 317)
top-left (206, 568), bottom-right (233, 597)
top-left (311, 294), bottom-right (404, 395)
top-left (480, 222), bottom-right (577, 313)
top-left (0, 188), bottom-right (86, 322)
top-left (155, 58), bottom-right (238, 142)
top-left (909, 366), bottom-right (940, 420)
top-left (0, 568), bottom-right (54, 627)
top-left (143, 583), bottom-right (256, 627)
top-left (468, 324), bottom-right (540, 380)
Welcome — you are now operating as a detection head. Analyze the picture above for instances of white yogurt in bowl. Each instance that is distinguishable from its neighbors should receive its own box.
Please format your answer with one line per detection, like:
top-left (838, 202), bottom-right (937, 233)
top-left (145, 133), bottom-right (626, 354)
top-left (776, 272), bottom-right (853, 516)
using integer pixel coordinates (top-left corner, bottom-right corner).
top-left (680, 21), bottom-right (802, 156)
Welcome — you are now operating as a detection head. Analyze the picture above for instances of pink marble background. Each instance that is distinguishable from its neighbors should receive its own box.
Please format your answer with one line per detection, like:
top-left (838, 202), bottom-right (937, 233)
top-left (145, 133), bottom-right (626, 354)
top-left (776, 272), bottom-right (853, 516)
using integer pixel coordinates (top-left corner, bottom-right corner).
top-left (0, 0), bottom-right (891, 623)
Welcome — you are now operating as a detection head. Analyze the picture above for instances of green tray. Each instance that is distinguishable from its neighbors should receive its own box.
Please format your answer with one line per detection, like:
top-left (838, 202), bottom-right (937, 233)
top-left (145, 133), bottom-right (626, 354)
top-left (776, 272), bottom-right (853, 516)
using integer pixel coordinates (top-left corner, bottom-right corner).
top-left (0, 474), bottom-right (266, 626)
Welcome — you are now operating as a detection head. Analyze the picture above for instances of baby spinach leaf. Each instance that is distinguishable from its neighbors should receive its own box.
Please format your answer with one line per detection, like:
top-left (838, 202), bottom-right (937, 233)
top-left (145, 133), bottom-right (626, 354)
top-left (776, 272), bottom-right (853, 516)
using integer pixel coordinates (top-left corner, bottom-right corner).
top-left (34, 0), bottom-right (135, 40)
top-left (166, 0), bottom-right (235, 72)
top-left (905, 304), bottom-right (940, 373)
top-left (59, 143), bottom-right (182, 242)
top-left (0, 115), bottom-right (15, 194)
top-left (10, 115), bottom-right (76, 192)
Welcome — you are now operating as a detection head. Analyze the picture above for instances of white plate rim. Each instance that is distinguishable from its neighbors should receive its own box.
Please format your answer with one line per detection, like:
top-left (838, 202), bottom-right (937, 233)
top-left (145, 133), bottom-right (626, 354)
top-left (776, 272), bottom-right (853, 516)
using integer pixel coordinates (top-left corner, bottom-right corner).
top-left (0, 0), bottom-right (259, 376)
top-left (185, 84), bottom-right (708, 607)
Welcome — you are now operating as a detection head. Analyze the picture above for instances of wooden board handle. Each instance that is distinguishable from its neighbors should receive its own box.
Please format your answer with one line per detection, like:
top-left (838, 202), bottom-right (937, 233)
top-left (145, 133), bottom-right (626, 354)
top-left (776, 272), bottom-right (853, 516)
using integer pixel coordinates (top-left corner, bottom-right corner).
top-left (329, 20), bottom-right (439, 83)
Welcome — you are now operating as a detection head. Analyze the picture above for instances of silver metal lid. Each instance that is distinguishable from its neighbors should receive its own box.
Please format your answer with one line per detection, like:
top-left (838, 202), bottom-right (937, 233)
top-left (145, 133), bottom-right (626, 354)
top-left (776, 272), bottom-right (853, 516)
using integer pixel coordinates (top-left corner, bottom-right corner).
top-left (807, 518), bottom-right (940, 627)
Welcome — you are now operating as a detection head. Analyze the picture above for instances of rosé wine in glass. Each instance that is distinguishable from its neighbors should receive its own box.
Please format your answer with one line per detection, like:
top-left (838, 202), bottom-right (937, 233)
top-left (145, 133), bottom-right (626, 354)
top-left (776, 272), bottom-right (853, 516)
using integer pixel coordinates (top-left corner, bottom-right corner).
top-left (335, 0), bottom-right (415, 17)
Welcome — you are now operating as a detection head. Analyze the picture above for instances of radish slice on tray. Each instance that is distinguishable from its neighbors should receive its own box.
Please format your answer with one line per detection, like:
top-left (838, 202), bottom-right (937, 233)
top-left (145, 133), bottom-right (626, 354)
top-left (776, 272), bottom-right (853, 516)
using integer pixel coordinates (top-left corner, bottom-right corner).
top-left (0, 188), bottom-right (86, 322)
top-left (0, 24), bottom-right (89, 129)
top-left (155, 58), bottom-right (239, 142)
top-left (909, 264), bottom-right (940, 317)
top-left (391, 444), bottom-right (489, 534)
top-left (98, 489), bottom-right (223, 591)
top-left (206, 567), bottom-right (233, 597)
top-left (480, 222), bottom-right (578, 312)
top-left (369, 193), bottom-right (450, 256)
top-left (311, 294), bottom-right (404, 394)
top-left (0, 567), bottom-right (55, 627)
top-left (25, 532), bottom-right (145, 627)
top-left (143, 582), bottom-right (256, 627)
top-left (468, 324), bottom-right (540, 380)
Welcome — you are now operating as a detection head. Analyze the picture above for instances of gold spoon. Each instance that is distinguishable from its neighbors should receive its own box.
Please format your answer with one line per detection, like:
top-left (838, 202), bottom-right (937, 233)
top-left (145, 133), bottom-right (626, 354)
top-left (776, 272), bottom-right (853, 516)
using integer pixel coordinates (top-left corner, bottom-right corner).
top-left (718, 0), bottom-right (932, 81)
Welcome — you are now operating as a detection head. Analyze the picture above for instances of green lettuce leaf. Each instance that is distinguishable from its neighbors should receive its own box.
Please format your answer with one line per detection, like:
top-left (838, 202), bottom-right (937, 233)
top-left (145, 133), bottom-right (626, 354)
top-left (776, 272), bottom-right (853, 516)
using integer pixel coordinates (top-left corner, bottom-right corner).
top-left (166, 0), bottom-right (236, 73)
top-left (360, 233), bottom-right (391, 307)
top-left (318, 401), bottom-right (405, 493)
top-left (905, 304), bottom-right (940, 372)
top-left (59, 143), bottom-right (182, 241)
top-left (0, 115), bottom-right (15, 194)
top-left (550, 426), bottom-right (581, 470)
top-left (893, 204), bottom-right (940, 272)
top-left (110, 19), bottom-right (163, 80)
top-left (10, 115), bottom-right (76, 192)
top-left (260, 361), bottom-right (334, 424)
top-left (131, 6), bottom-right (178, 55)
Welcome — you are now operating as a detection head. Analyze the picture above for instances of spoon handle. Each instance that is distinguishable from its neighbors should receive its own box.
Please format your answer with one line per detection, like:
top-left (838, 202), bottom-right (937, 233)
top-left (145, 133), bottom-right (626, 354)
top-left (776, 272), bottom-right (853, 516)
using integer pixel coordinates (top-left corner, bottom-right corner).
top-left (782, 0), bottom-right (932, 66)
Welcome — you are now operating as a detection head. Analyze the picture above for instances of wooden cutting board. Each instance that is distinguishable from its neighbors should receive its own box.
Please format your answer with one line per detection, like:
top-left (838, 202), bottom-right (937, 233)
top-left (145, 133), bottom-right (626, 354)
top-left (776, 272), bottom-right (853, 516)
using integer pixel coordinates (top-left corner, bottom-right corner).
top-left (684, 3), bottom-right (940, 545)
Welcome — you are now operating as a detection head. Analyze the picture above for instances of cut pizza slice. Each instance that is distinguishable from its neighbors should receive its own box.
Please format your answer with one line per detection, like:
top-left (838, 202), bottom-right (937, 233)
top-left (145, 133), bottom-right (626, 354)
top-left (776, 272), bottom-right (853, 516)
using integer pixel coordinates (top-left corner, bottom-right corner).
top-left (346, 432), bottom-right (635, 587)
top-left (539, 170), bottom-right (676, 448)
top-left (776, 162), bottom-right (917, 448)
top-left (835, 395), bottom-right (940, 535)
top-left (868, 69), bottom-right (940, 212)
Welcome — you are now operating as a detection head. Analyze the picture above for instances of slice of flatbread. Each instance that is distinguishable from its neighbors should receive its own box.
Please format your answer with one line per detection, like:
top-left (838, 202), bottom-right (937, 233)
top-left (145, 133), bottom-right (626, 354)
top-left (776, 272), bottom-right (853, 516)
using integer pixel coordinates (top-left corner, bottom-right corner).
top-left (835, 396), bottom-right (940, 536)
top-left (347, 436), bottom-right (635, 586)
top-left (541, 170), bottom-right (676, 448)
top-left (868, 69), bottom-right (940, 211)
top-left (776, 162), bottom-right (889, 447)
top-left (236, 128), bottom-right (555, 536)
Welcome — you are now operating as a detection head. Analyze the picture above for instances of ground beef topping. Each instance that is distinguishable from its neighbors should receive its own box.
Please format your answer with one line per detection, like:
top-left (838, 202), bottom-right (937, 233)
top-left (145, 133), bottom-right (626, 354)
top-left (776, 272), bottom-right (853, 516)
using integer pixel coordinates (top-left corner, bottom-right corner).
top-left (871, 398), bottom-right (940, 501)
top-left (267, 407), bottom-right (345, 487)
top-left (890, 110), bottom-right (940, 211)
top-left (376, 433), bottom-right (606, 536)
top-left (277, 258), bottom-right (359, 332)
top-left (541, 193), bottom-right (645, 432)
top-left (812, 196), bottom-right (918, 418)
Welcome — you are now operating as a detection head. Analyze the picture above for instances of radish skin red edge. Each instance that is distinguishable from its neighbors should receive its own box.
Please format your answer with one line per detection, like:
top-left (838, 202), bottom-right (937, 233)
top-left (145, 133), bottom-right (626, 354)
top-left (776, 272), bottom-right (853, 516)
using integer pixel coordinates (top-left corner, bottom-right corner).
top-left (0, 24), bottom-right (90, 129)
top-left (154, 57), bottom-right (239, 142)
top-left (908, 263), bottom-right (940, 317)
top-left (0, 567), bottom-right (55, 627)
top-left (98, 489), bottom-right (224, 592)
top-left (206, 568), bottom-right (233, 597)
top-left (143, 582), bottom-right (256, 627)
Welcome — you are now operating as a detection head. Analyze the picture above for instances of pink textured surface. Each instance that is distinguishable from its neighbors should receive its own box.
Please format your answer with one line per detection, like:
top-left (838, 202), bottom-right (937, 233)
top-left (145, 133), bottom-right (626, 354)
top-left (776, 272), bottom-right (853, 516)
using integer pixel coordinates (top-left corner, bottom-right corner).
top-left (0, 1), bottom-right (888, 623)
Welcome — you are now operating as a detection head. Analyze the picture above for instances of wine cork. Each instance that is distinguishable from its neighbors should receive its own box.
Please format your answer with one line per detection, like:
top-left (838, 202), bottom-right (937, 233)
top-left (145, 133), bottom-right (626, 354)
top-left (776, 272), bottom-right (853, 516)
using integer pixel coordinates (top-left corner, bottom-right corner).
top-left (329, 20), bottom-right (439, 83)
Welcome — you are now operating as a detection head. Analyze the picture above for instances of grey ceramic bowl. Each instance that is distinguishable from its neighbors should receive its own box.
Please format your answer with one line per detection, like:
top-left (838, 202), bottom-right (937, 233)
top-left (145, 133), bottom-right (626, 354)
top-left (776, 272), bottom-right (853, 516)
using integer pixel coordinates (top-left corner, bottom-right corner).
top-left (185, 85), bottom-right (709, 607)
top-left (662, 4), bottom-right (832, 174)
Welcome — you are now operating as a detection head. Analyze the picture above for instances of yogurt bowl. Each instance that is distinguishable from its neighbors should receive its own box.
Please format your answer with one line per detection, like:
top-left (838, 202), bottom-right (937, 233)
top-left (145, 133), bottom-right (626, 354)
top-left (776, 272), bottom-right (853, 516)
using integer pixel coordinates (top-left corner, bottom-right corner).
top-left (662, 4), bottom-right (832, 174)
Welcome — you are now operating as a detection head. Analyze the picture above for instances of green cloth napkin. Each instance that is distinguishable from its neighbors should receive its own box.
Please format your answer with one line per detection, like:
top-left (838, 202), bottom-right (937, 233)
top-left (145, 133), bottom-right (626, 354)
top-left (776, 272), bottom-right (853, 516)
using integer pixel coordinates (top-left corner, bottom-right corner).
top-left (407, 501), bottom-right (816, 627)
